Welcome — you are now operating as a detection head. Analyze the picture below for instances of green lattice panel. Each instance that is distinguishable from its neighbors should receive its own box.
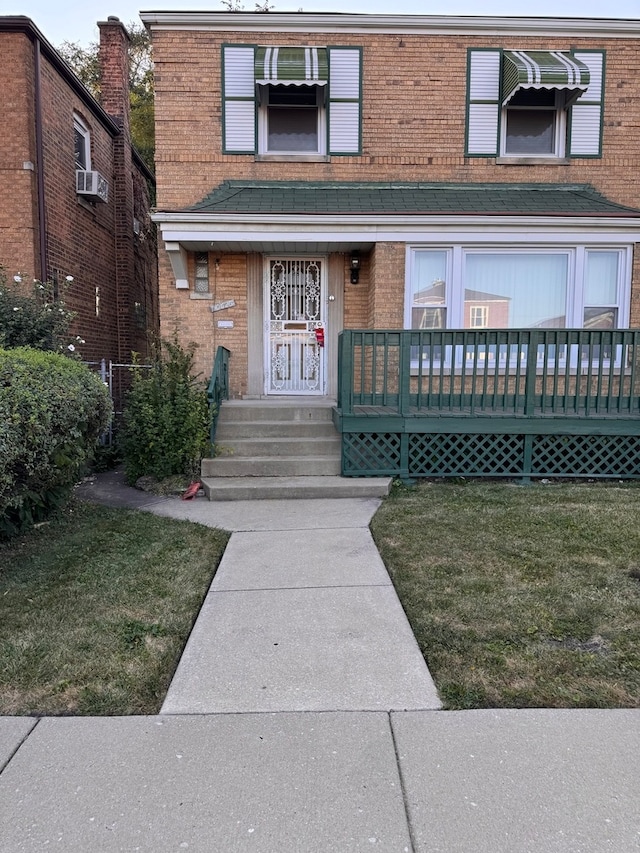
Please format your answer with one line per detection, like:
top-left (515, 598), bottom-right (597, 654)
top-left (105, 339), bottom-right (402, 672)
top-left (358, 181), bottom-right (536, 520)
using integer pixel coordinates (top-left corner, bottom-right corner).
top-left (343, 432), bottom-right (401, 474)
top-left (409, 434), bottom-right (525, 476)
top-left (532, 435), bottom-right (640, 477)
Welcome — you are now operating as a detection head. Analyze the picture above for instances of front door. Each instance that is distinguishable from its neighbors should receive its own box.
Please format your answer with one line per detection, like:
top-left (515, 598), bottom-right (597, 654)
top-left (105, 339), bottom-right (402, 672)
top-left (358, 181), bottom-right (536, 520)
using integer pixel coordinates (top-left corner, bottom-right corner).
top-left (265, 257), bottom-right (326, 395)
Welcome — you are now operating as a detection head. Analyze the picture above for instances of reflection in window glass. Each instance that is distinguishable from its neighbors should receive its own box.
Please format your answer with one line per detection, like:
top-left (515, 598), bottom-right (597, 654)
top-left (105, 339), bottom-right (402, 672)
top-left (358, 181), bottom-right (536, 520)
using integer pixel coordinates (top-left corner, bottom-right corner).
top-left (412, 307), bottom-right (446, 329)
top-left (464, 253), bottom-right (568, 328)
top-left (584, 307), bottom-right (617, 329)
top-left (411, 251), bottom-right (447, 329)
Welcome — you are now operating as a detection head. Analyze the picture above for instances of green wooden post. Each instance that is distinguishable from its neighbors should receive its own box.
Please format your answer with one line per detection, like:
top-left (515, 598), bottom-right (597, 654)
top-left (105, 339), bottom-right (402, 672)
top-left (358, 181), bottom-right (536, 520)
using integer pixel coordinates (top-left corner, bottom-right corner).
top-left (399, 331), bottom-right (412, 416)
top-left (338, 331), bottom-right (353, 415)
top-left (524, 330), bottom-right (539, 416)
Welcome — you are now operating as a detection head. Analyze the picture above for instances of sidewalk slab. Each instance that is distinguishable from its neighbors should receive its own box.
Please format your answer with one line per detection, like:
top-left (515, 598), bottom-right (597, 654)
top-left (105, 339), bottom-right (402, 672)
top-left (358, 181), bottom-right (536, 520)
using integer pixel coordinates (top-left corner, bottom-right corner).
top-left (162, 585), bottom-right (440, 714)
top-left (75, 469), bottom-right (168, 510)
top-left (391, 708), bottom-right (640, 853)
top-left (0, 717), bottom-right (37, 770)
top-left (0, 713), bottom-right (413, 853)
top-left (211, 528), bottom-right (392, 590)
top-left (148, 496), bottom-right (382, 532)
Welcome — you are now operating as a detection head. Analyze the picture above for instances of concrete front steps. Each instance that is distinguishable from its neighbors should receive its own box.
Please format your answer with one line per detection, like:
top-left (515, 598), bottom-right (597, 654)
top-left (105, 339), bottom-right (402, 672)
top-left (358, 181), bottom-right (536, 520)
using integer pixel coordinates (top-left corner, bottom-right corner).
top-left (201, 399), bottom-right (392, 501)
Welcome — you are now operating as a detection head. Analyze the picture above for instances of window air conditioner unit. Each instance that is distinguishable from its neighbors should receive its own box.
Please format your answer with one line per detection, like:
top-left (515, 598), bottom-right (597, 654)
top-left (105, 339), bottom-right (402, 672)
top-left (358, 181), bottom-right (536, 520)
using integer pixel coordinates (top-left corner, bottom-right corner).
top-left (76, 170), bottom-right (109, 203)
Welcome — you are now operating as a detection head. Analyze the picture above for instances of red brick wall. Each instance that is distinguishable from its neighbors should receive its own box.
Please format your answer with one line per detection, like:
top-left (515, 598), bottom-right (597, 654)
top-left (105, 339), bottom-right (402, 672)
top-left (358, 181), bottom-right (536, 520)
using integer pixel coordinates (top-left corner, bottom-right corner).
top-left (0, 33), bottom-right (39, 280)
top-left (0, 23), bottom-right (158, 363)
top-left (151, 28), bottom-right (640, 210)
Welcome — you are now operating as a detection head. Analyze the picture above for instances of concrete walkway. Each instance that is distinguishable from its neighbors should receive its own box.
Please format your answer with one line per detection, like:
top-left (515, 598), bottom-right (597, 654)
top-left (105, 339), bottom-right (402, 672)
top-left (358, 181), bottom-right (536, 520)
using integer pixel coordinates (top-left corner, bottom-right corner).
top-left (1, 470), bottom-right (639, 851)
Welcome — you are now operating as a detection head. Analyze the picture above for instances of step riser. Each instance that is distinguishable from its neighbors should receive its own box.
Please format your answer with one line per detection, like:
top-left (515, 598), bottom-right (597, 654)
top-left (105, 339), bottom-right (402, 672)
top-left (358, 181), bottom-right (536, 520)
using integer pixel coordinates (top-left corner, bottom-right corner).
top-left (212, 439), bottom-right (341, 458)
top-left (216, 422), bottom-right (338, 439)
top-left (202, 458), bottom-right (341, 477)
top-left (202, 477), bottom-right (392, 501)
top-left (217, 405), bottom-right (333, 424)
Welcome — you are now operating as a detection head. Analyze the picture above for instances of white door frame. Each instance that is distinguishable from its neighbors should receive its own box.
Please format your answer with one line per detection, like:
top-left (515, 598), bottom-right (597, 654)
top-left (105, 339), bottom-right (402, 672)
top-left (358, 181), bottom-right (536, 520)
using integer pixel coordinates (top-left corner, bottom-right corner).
top-left (263, 255), bottom-right (328, 395)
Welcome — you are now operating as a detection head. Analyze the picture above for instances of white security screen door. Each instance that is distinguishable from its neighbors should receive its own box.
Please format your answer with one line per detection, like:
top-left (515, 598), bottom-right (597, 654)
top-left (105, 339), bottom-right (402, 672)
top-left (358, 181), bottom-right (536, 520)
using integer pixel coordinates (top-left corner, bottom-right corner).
top-left (265, 258), bottom-right (326, 394)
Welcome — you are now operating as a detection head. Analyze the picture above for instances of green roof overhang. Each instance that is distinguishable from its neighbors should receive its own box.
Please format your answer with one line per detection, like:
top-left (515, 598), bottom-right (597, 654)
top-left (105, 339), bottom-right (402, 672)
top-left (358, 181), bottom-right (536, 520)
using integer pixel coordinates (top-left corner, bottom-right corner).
top-left (502, 50), bottom-right (590, 106)
top-left (183, 182), bottom-right (640, 218)
top-left (255, 46), bottom-right (328, 85)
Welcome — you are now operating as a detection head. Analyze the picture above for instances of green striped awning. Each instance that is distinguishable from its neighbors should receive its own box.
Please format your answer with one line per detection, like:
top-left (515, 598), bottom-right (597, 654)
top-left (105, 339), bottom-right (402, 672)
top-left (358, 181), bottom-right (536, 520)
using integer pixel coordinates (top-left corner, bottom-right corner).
top-left (255, 46), bottom-right (328, 86)
top-left (502, 51), bottom-right (590, 106)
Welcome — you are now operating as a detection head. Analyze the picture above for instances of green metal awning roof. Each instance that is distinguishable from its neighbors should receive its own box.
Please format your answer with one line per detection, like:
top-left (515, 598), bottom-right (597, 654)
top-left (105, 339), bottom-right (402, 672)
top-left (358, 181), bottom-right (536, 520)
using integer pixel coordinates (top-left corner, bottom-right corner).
top-left (185, 181), bottom-right (640, 217)
top-left (502, 50), bottom-right (590, 106)
top-left (255, 46), bottom-right (328, 85)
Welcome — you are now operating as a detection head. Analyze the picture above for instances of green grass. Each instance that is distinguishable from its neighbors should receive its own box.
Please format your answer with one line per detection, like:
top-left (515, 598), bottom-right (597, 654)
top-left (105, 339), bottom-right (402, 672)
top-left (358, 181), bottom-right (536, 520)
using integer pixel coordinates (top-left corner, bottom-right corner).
top-left (371, 480), bottom-right (640, 710)
top-left (0, 501), bottom-right (228, 716)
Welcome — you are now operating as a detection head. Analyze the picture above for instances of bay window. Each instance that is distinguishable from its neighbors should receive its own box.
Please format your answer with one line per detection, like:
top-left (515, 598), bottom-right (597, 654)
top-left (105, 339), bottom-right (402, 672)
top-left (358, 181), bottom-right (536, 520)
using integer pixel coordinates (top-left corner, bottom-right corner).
top-left (407, 246), bottom-right (630, 331)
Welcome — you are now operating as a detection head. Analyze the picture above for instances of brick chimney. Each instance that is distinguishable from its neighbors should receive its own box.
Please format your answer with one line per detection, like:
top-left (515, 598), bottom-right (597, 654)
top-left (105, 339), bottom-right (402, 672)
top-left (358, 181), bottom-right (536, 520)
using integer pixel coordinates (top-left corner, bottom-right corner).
top-left (98, 16), bottom-right (131, 134)
top-left (98, 15), bottom-right (134, 361)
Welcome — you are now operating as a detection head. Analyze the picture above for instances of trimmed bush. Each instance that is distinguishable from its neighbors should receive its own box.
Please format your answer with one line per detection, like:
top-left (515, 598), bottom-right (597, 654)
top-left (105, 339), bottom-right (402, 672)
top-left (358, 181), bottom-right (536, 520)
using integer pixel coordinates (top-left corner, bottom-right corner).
top-left (0, 348), bottom-right (112, 537)
top-left (121, 338), bottom-right (211, 485)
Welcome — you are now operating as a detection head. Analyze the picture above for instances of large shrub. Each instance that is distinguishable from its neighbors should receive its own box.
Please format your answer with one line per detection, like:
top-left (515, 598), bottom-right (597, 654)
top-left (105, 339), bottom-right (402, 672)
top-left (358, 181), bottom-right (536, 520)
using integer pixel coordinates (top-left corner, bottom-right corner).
top-left (0, 348), bottom-right (112, 537)
top-left (121, 338), bottom-right (211, 485)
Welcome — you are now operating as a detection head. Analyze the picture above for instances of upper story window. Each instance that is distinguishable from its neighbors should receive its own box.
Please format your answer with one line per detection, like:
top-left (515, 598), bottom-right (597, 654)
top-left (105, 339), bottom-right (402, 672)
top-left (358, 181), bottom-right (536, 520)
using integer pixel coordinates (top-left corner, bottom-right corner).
top-left (74, 114), bottom-right (91, 170)
top-left (502, 89), bottom-right (567, 158)
top-left (222, 44), bottom-right (361, 158)
top-left (466, 49), bottom-right (605, 160)
top-left (259, 85), bottom-right (326, 155)
top-left (256, 47), bottom-right (327, 156)
top-left (499, 51), bottom-right (588, 159)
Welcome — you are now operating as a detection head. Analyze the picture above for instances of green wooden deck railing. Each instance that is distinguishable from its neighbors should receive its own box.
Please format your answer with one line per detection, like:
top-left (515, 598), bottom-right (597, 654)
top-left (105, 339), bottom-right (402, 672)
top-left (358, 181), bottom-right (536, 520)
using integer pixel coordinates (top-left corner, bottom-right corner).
top-left (338, 329), bottom-right (640, 418)
top-left (336, 330), bottom-right (640, 479)
top-left (207, 346), bottom-right (230, 447)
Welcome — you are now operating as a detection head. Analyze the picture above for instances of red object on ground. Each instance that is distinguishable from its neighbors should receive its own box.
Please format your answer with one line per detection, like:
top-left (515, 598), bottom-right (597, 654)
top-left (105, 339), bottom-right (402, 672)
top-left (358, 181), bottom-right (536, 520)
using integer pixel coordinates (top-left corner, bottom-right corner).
top-left (181, 481), bottom-right (201, 500)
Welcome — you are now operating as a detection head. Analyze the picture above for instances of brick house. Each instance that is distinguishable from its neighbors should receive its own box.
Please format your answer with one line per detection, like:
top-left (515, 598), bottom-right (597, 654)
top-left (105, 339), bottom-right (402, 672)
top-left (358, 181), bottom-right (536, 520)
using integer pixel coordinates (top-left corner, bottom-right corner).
top-left (141, 11), bottom-right (640, 482)
top-left (0, 15), bottom-right (158, 363)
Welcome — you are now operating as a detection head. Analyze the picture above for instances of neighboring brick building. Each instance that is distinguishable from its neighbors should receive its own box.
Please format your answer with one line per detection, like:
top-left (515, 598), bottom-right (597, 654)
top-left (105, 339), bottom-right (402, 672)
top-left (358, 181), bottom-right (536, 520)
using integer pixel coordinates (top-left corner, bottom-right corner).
top-left (0, 15), bottom-right (158, 363)
top-left (141, 11), bottom-right (640, 398)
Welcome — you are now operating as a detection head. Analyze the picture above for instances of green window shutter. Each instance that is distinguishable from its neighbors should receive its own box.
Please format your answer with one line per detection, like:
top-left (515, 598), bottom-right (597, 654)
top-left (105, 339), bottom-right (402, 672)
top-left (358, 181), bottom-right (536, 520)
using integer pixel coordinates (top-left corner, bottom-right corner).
top-left (328, 47), bottom-right (362, 156)
top-left (222, 45), bottom-right (256, 154)
top-left (466, 49), bottom-right (501, 157)
top-left (568, 51), bottom-right (605, 158)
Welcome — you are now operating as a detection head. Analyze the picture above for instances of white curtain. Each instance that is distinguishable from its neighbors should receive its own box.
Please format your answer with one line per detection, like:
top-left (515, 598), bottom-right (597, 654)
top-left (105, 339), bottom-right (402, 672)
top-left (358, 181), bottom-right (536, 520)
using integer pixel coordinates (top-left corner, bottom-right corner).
top-left (464, 252), bottom-right (568, 328)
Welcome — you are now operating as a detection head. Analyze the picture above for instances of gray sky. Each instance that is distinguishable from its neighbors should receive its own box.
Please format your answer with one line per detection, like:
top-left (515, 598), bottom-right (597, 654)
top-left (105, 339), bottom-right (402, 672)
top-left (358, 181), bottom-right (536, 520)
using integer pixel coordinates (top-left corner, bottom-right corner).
top-left (6, 0), bottom-right (640, 48)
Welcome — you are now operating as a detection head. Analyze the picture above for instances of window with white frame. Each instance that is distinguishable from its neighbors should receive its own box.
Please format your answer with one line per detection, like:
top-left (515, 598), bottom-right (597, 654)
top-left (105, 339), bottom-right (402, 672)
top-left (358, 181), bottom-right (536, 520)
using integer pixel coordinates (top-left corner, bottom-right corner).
top-left (466, 49), bottom-right (605, 159)
top-left (258, 84), bottom-right (325, 155)
top-left (501, 89), bottom-right (567, 158)
top-left (407, 246), bottom-right (631, 331)
top-left (222, 44), bottom-right (361, 157)
top-left (469, 305), bottom-right (489, 328)
top-left (74, 114), bottom-right (91, 170)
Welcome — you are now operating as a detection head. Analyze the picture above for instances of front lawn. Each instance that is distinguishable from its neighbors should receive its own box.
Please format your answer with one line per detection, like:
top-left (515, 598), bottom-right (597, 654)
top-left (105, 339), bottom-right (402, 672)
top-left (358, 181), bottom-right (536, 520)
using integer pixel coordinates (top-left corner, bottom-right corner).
top-left (0, 501), bottom-right (228, 716)
top-left (371, 481), bottom-right (640, 709)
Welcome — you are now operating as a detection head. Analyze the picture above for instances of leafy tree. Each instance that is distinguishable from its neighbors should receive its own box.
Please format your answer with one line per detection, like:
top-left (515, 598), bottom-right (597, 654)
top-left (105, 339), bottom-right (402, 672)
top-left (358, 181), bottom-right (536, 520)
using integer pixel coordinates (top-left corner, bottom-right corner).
top-left (220, 1), bottom-right (275, 10)
top-left (58, 22), bottom-right (155, 171)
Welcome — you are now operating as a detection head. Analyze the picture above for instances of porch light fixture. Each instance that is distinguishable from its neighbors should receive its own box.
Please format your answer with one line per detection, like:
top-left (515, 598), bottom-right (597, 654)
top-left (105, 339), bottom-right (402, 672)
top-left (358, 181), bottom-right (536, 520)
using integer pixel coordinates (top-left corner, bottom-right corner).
top-left (350, 251), bottom-right (361, 284)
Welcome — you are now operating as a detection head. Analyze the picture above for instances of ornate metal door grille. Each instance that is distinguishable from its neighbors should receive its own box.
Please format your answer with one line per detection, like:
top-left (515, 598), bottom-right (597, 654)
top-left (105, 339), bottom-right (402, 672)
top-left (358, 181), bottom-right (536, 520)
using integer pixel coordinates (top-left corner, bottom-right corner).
top-left (265, 258), bottom-right (325, 394)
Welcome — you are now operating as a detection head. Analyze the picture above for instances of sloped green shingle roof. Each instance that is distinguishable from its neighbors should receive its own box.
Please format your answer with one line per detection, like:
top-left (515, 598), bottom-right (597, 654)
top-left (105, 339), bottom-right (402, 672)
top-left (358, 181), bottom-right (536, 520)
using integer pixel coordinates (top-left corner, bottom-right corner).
top-left (185, 181), bottom-right (640, 217)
